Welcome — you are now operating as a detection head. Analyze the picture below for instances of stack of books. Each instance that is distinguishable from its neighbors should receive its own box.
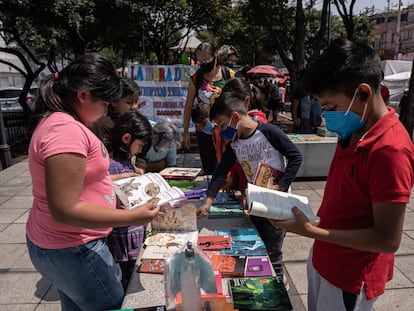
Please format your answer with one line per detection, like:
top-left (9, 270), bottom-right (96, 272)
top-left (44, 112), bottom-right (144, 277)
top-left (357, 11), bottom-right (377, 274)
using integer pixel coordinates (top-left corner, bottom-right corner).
top-left (159, 167), bottom-right (202, 191)
top-left (203, 191), bottom-right (244, 219)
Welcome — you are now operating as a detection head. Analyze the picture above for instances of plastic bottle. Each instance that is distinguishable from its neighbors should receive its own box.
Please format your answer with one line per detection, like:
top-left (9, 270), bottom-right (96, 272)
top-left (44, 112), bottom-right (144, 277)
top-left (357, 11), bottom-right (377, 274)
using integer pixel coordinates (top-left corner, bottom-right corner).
top-left (180, 241), bottom-right (202, 311)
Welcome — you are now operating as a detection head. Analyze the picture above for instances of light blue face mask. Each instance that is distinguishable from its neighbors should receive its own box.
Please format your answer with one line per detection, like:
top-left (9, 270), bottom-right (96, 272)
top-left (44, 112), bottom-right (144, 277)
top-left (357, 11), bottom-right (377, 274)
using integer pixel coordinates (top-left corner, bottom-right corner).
top-left (202, 121), bottom-right (214, 135)
top-left (220, 117), bottom-right (238, 141)
top-left (323, 89), bottom-right (368, 140)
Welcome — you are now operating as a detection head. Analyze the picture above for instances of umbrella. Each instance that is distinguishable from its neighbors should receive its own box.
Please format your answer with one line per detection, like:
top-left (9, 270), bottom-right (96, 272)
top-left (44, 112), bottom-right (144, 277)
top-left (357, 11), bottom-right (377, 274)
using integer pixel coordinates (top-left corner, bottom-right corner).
top-left (246, 65), bottom-right (284, 77)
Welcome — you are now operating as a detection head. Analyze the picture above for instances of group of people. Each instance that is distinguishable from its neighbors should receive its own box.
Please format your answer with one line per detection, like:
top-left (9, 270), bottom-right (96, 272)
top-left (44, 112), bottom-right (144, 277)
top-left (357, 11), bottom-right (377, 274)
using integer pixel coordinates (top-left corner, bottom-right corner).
top-left (25, 38), bottom-right (414, 311)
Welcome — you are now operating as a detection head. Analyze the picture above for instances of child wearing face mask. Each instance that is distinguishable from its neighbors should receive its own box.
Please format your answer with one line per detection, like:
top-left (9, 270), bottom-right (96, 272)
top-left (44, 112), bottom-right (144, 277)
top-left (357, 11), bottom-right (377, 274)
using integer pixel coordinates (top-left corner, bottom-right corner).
top-left (182, 42), bottom-right (236, 175)
top-left (197, 80), bottom-right (303, 287)
top-left (191, 103), bottom-right (247, 192)
top-left (144, 120), bottom-right (182, 172)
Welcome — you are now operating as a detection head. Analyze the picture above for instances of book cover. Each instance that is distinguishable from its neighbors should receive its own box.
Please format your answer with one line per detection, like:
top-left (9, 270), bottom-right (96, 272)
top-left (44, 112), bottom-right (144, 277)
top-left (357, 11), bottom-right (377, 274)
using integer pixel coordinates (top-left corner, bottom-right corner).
top-left (113, 172), bottom-right (184, 209)
top-left (138, 259), bottom-right (167, 274)
top-left (203, 191), bottom-right (239, 205)
top-left (150, 203), bottom-right (197, 232)
top-left (208, 204), bottom-right (244, 219)
top-left (246, 183), bottom-right (320, 224)
top-left (215, 228), bottom-right (267, 256)
top-left (142, 204), bottom-right (198, 259)
top-left (209, 254), bottom-right (246, 277)
top-left (253, 162), bottom-right (284, 188)
top-left (253, 162), bottom-right (273, 188)
top-left (198, 235), bottom-right (231, 251)
top-left (109, 306), bottom-right (166, 311)
top-left (159, 167), bottom-right (202, 180)
top-left (245, 257), bottom-right (273, 277)
top-left (229, 276), bottom-right (292, 310)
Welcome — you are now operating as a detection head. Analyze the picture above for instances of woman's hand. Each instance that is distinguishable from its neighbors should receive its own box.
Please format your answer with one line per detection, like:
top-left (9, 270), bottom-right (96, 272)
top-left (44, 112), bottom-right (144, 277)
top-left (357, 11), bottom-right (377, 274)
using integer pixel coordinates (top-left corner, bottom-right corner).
top-left (182, 132), bottom-right (191, 150)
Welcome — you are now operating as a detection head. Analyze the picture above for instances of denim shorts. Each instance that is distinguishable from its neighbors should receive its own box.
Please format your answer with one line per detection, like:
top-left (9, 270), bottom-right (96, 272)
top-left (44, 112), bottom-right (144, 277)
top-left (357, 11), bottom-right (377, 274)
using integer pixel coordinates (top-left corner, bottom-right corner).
top-left (27, 236), bottom-right (124, 311)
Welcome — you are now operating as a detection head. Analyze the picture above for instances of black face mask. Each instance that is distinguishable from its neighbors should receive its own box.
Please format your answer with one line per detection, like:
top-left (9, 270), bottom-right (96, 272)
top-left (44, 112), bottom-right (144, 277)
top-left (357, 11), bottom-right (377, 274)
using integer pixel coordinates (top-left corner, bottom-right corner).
top-left (200, 58), bottom-right (216, 73)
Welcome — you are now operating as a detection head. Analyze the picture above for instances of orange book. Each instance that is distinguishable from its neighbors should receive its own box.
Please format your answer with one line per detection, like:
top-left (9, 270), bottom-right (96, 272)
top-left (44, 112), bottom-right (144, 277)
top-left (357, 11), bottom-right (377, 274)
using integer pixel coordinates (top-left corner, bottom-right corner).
top-left (209, 254), bottom-right (246, 277)
top-left (198, 235), bottom-right (231, 251)
top-left (138, 258), bottom-right (166, 274)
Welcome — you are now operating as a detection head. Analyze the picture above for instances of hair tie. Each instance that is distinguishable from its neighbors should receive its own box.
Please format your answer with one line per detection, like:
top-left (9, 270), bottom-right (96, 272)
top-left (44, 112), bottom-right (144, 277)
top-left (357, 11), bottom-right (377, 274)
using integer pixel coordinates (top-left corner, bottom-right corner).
top-left (54, 72), bottom-right (59, 80)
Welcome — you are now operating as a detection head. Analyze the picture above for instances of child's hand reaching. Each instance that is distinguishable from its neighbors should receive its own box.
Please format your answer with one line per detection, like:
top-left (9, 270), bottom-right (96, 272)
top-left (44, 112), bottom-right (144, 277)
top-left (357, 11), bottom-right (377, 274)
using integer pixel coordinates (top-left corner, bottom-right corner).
top-left (131, 198), bottom-right (161, 225)
top-left (134, 157), bottom-right (148, 175)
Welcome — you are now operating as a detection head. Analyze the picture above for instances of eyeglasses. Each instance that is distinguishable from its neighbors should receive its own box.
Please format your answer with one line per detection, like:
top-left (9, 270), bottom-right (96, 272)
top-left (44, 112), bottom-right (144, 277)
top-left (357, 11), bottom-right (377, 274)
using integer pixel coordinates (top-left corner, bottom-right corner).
top-left (196, 58), bottom-right (214, 65)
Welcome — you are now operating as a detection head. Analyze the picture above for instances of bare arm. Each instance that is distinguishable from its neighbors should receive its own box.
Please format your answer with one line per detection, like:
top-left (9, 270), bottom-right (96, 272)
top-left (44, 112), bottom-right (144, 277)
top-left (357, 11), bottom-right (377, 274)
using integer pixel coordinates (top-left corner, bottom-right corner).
top-left (196, 195), bottom-right (215, 219)
top-left (45, 153), bottom-right (160, 228)
top-left (270, 202), bottom-right (406, 253)
top-left (183, 79), bottom-right (196, 149)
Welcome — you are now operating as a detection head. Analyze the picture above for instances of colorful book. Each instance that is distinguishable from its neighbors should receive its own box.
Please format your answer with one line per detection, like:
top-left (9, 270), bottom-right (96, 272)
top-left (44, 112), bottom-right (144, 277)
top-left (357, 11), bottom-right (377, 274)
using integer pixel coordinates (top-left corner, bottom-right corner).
top-left (142, 204), bottom-right (198, 259)
top-left (159, 167), bottom-right (202, 180)
top-left (229, 276), bottom-right (292, 310)
top-left (109, 306), bottom-right (166, 311)
top-left (215, 228), bottom-right (267, 256)
top-left (208, 204), bottom-right (244, 218)
top-left (113, 172), bottom-right (184, 209)
top-left (203, 191), bottom-right (239, 205)
top-left (138, 259), bottom-right (167, 274)
top-left (198, 235), bottom-right (231, 251)
top-left (184, 188), bottom-right (206, 199)
top-left (245, 257), bottom-right (273, 277)
top-left (209, 254), bottom-right (246, 277)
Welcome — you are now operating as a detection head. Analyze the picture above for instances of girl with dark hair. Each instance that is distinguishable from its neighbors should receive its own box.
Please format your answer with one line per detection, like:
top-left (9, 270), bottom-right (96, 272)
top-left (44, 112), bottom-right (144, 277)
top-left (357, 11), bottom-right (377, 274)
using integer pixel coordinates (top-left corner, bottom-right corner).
top-left (26, 54), bottom-right (161, 310)
top-left (108, 77), bottom-right (140, 122)
top-left (106, 110), bottom-right (154, 291)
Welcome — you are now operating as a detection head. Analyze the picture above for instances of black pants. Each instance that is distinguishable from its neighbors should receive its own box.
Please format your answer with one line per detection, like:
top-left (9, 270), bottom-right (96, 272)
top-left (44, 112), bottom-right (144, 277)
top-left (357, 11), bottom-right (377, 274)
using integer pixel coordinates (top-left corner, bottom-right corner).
top-left (195, 131), bottom-right (217, 175)
top-left (250, 215), bottom-right (285, 276)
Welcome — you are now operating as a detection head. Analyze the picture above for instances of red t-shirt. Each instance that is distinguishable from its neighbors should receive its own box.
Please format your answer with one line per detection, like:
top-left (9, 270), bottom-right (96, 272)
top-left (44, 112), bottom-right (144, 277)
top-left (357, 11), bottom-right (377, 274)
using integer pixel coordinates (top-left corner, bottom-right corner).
top-left (313, 108), bottom-right (414, 299)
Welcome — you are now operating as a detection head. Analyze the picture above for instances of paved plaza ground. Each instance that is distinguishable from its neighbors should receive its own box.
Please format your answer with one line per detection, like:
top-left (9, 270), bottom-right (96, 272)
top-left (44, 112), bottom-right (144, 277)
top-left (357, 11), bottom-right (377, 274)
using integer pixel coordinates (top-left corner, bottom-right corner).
top-left (0, 150), bottom-right (414, 310)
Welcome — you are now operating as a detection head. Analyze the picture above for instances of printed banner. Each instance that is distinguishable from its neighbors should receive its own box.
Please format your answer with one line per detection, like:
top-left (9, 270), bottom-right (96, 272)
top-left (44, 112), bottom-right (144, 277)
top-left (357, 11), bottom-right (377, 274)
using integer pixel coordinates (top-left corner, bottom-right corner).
top-left (128, 64), bottom-right (196, 131)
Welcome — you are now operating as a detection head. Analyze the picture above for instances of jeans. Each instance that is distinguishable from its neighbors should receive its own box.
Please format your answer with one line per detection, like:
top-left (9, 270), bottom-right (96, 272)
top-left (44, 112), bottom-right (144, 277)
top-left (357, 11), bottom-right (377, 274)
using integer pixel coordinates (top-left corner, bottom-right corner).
top-left (27, 236), bottom-right (124, 311)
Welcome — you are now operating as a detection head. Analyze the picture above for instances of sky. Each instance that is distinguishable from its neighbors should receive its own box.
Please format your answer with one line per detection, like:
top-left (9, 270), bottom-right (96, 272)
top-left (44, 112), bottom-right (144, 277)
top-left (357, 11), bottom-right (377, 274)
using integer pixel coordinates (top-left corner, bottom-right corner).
top-left (320, 0), bottom-right (413, 15)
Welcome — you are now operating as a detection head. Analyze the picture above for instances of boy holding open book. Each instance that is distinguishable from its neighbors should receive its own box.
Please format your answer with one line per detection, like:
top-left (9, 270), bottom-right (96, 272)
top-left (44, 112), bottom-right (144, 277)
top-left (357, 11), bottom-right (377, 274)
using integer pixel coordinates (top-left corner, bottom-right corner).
top-left (197, 77), bottom-right (303, 283)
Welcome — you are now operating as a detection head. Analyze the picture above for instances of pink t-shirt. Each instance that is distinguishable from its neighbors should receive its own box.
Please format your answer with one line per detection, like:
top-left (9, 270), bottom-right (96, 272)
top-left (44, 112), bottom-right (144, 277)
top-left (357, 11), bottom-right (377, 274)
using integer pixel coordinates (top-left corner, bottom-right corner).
top-left (26, 112), bottom-right (115, 249)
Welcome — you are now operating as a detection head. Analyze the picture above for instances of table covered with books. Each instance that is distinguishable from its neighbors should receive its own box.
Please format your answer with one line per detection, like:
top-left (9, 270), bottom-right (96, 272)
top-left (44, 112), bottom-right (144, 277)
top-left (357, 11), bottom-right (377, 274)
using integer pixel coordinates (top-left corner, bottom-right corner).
top-left (120, 185), bottom-right (294, 311)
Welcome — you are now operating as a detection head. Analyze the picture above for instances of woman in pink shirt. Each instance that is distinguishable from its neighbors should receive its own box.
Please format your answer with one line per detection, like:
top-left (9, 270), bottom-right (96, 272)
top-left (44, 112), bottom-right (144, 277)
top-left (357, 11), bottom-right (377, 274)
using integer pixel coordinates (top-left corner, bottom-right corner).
top-left (26, 54), bottom-right (161, 311)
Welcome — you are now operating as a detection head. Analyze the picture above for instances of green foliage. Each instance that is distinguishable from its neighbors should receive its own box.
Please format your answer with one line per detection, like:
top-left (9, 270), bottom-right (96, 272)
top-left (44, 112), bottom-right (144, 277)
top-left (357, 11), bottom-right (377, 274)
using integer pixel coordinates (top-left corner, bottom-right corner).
top-left (0, 0), bottom-right (376, 76)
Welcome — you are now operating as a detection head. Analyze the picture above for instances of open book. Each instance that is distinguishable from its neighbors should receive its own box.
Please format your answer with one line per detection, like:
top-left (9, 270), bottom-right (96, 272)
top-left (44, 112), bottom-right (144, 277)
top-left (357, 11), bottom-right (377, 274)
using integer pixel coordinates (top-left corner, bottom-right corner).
top-left (113, 172), bottom-right (184, 210)
top-left (246, 183), bottom-right (320, 224)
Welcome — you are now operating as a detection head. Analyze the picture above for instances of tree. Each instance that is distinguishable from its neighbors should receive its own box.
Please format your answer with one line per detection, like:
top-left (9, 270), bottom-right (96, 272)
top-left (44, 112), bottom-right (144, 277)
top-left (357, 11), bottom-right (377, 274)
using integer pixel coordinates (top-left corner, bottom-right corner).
top-left (247, 0), bottom-right (330, 88)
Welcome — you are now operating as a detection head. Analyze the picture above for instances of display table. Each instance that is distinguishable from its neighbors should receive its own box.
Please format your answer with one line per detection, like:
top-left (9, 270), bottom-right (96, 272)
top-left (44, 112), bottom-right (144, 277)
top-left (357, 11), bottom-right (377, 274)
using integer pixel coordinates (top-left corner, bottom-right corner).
top-left (288, 134), bottom-right (337, 178)
top-left (121, 212), bottom-right (261, 309)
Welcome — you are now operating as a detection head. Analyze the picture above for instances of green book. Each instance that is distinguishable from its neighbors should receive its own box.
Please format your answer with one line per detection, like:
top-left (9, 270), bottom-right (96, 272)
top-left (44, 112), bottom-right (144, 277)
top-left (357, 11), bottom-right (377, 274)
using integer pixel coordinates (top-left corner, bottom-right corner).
top-left (208, 204), bottom-right (244, 218)
top-left (229, 276), bottom-right (292, 310)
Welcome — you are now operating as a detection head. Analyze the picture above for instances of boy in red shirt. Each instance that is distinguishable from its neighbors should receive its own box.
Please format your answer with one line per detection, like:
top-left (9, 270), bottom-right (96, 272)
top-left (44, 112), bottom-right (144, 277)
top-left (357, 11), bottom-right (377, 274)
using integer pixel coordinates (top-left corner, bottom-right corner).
top-left (271, 40), bottom-right (414, 311)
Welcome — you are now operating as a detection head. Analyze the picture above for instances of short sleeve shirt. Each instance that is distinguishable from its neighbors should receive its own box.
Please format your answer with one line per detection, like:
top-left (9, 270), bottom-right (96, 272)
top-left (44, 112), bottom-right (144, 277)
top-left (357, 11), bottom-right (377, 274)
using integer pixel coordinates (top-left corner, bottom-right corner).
top-left (313, 108), bottom-right (414, 299)
top-left (26, 112), bottom-right (115, 249)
